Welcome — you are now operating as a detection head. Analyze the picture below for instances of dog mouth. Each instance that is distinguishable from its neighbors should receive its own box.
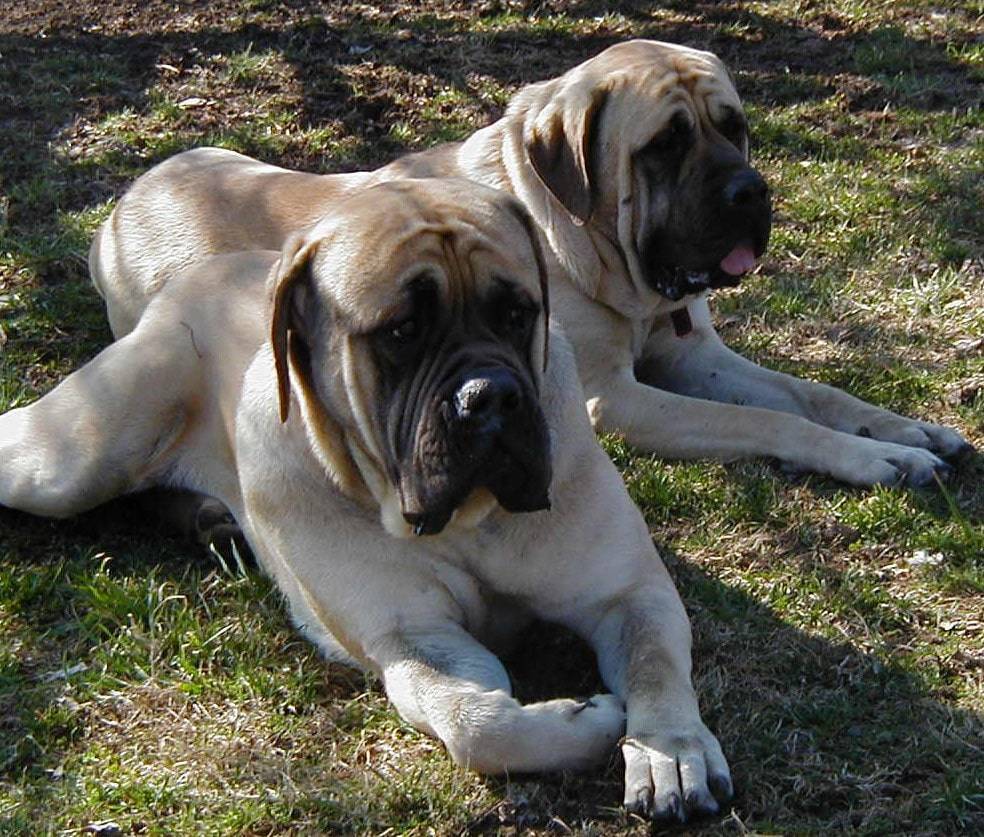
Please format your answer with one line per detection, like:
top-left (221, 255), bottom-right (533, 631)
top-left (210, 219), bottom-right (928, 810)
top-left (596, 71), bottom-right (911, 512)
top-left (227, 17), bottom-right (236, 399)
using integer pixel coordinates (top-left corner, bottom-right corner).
top-left (648, 240), bottom-right (762, 301)
top-left (482, 435), bottom-right (552, 514)
top-left (402, 507), bottom-right (455, 537)
top-left (402, 439), bottom-right (551, 537)
top-left (398, 369), bottom-right (552, 537)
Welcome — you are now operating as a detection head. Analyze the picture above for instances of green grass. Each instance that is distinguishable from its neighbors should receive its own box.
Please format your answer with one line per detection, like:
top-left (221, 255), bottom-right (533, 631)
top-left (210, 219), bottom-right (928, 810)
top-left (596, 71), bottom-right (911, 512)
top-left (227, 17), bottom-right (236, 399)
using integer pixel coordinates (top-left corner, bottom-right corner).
top-left (1, 1), bottom-right (982, 834)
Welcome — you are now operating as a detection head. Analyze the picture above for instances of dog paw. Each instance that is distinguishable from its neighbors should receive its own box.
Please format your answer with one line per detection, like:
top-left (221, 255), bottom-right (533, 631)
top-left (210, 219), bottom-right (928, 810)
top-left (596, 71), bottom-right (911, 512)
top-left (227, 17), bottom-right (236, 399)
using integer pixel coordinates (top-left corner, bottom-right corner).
top-left (831, 438), bottom-right (953, 488)
top-left (622, 723), bottom-right (731, 823)
top-left (856, 417), bottom-right (972, 459)
top-left (566, 693), bottom-right (626, 753)
top-left (481, 692), bottom-right (623, 773)
top-left (195, 499), bottom-right (253, 565)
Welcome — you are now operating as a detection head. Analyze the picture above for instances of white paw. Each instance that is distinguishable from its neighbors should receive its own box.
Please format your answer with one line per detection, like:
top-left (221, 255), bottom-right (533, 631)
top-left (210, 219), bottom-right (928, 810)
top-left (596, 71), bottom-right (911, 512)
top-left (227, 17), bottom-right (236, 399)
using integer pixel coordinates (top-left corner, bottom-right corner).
top-left (622, 723), bottom-right (731, 823)
top-left (564, 693), bottom-right (626, 767)
top-left (831, 437), bottom-right (953, 487)
top-left (857, 416), bottom-right (972, 459)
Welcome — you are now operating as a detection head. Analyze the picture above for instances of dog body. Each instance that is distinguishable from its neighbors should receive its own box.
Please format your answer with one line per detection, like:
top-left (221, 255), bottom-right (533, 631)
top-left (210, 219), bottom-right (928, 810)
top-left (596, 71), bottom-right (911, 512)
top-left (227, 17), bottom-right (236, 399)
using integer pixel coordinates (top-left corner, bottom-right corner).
top-left (3, 180), bottom-right (730, 821)
top-left (90, 40), bottom-right (969, 486)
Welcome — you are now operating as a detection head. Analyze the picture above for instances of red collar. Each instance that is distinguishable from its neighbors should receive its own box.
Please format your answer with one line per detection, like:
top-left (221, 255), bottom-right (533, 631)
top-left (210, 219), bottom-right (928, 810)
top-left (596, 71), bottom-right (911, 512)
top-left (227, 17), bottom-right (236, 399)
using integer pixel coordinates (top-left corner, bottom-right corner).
top-left (671, 307), bottom-right (693, 337)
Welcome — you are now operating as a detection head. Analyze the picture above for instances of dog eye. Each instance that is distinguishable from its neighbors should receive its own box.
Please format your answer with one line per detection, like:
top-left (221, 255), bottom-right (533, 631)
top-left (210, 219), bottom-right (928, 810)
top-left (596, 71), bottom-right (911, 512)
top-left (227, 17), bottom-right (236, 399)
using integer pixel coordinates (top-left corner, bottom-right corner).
top-left (388, 317), bottom-right (420, 343)
top-left (723, 121), bottom-right (743, 144)
top-left (486, 279), bottom-right (538, 347)
top-left (717, 108), bottom-right (746, 147)
top-left (505, 305), bottom-right (532, 333)
top-left (497, 304), bottom-right (535, 342)
top-left (643, 113), bottom-right (692, 155)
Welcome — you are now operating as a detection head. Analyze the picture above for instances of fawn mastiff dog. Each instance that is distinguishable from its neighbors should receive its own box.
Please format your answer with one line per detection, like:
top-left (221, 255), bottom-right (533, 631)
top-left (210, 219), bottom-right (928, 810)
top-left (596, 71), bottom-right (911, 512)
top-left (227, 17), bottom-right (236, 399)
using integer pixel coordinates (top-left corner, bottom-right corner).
top-left (1, 180), bottom-right (730, 822)
top-left (90, 39), bottom-right (970, 487)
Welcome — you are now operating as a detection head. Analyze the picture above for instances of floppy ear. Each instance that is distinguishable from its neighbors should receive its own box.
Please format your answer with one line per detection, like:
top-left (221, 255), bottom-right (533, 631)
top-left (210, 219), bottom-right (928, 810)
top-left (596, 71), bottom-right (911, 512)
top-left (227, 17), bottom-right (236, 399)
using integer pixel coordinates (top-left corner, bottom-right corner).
top-left (270, 231), bottom-right (319, 423)
top-left (525, 84), bottom-right (608, 225)
top-left (267, 231), bottom-right (373, 505)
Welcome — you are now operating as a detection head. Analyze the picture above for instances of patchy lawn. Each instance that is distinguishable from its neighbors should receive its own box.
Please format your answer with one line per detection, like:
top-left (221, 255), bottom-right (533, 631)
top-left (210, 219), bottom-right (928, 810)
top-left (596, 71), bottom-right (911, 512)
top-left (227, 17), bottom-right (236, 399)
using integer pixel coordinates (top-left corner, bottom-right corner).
top-left (1, 1), bottom-right (981, 834)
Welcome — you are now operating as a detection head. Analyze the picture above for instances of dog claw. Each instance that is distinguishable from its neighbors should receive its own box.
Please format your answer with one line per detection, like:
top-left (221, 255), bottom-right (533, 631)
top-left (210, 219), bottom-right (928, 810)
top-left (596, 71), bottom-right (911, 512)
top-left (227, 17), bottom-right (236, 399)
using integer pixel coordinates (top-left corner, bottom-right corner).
top-left (708, 770), bottom-right (734, 802)
top-left (571, 697), bottom-right (596, 714)
top-left (625, 788), bottom-right (653, 819)
top-left (651, 791), bottom-right (684, 823)
top-left (684, 788), bottom-right (719, 817)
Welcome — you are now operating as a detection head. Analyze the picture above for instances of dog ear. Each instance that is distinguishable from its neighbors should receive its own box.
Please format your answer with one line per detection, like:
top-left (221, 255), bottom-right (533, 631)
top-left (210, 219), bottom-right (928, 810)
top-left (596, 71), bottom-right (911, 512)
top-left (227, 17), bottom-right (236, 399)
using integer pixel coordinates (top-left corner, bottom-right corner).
top-left (269, 232), bottom-right (319, 423)
top-left (525, 85), bottom-right (608, 225)
top-left (267, 230), bottom-right (372, 504)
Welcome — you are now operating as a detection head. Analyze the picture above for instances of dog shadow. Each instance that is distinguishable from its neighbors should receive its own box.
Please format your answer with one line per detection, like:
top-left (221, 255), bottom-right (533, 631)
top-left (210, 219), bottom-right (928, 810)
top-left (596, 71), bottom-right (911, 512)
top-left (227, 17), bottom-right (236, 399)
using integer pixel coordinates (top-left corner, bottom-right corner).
top-left (1, 494), bottom-right (980, 834)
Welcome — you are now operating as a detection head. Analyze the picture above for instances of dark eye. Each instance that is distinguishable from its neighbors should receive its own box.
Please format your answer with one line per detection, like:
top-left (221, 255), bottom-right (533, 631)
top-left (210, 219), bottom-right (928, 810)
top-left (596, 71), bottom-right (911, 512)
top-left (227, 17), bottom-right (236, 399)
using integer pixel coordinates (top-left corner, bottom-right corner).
top-left (497, 304), bottom-right (535, 344)
top-left (505, 305), bottom-right (532, 332)
top-left (717, 108), bottom-right (746, 147)
top-left (644, 112), bottom-right (693, 155)
top-left (389, 317), bottom-right (420, 343)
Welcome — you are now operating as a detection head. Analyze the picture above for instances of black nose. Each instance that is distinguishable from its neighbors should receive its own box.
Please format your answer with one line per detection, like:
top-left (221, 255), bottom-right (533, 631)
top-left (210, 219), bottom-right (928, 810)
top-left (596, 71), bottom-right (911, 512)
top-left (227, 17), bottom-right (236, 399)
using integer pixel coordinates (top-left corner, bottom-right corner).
top-left (453, 367), bottom-right (522, 423)
top-left (724, 169), bottom-right (769, 207)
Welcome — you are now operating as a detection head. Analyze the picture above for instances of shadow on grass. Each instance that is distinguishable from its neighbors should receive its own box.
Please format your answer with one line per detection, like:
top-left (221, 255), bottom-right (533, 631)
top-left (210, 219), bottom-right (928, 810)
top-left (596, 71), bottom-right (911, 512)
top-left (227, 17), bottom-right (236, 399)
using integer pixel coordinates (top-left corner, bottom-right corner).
top-left (499, 533), bottom-right (983, 832)
top-left (1, 500), bottom-right (981, 833)
top-left (1, 3), bottom-right (981, 831)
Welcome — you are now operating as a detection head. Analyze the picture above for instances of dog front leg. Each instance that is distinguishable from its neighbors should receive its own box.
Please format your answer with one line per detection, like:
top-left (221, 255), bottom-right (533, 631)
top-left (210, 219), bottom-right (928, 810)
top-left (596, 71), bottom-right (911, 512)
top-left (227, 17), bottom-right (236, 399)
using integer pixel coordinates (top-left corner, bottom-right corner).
top-left (641, 299), bottom-right (971, 458)
top-left (368, 623), bottom-right (625, 775)
top-left (588, 368), bottom-right (952, 487)
top-left (587, 585), bottom-right (732, 823)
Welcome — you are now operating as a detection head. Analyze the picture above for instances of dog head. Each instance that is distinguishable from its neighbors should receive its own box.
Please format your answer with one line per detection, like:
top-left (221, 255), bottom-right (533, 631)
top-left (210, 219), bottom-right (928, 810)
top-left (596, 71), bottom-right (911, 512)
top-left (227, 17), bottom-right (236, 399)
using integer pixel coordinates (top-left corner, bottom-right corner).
top-left (269, 179), bottom-right (552, 538)
top-left (523, 39), bottom-right (771, 301)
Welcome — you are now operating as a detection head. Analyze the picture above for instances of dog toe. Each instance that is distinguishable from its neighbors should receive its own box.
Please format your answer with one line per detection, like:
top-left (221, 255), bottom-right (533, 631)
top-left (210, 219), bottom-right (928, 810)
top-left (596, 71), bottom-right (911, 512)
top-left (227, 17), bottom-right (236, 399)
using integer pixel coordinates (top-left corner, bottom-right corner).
top-left (650, 791), bottom-right (684, 823)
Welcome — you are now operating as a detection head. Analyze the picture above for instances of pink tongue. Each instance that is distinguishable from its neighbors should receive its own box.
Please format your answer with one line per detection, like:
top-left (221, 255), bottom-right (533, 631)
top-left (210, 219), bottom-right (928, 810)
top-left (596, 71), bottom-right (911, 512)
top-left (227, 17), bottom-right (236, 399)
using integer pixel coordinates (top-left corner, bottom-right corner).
top-left (720, 243), bottom-right (757, 276)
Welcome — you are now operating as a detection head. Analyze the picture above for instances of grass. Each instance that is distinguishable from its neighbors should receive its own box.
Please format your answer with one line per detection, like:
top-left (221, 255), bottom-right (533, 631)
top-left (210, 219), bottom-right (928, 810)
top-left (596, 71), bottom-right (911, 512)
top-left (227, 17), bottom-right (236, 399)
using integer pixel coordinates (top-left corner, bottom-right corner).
top-left (1, 0), bottom-right (982, 834)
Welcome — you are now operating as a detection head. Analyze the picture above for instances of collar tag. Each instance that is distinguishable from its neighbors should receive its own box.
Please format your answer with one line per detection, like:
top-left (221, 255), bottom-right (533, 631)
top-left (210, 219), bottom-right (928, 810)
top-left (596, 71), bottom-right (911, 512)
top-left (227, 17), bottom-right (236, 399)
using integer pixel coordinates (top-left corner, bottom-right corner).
top-left (671, 307), bottom-right (693, 337)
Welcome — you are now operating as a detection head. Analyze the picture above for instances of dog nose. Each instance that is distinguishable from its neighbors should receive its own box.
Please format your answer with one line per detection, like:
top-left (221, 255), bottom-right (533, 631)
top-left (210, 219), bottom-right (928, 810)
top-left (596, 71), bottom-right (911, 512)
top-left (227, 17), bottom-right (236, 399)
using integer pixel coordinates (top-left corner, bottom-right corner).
top-left (724, 169), bottom-right (769, 207)
top-left (453, 367), bottom-right (522, 423)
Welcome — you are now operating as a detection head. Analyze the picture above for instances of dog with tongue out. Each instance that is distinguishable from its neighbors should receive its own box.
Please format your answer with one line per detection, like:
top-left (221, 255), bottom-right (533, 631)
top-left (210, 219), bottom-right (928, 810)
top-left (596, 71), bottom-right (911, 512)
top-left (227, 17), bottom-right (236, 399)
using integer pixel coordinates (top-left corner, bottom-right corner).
top-left (720, 244), bottom-right (760, 281)
top-left (94, 39), bottom-right (970, 486)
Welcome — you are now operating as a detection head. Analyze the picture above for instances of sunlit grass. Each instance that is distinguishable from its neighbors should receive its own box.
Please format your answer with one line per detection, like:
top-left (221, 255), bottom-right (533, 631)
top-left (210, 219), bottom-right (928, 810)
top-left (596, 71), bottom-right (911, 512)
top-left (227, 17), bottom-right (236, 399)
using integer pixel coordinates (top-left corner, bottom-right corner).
top-left (0, 0), bottom-right (981, 834)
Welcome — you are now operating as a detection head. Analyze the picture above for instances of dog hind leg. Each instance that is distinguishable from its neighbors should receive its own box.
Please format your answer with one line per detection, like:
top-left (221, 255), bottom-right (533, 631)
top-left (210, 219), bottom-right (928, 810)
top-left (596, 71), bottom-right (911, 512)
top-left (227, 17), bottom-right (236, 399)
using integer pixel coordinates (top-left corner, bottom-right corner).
top-left (131, 488), bottom-right (249, 562)
top-left (0, 317), bottom-right (205, 518)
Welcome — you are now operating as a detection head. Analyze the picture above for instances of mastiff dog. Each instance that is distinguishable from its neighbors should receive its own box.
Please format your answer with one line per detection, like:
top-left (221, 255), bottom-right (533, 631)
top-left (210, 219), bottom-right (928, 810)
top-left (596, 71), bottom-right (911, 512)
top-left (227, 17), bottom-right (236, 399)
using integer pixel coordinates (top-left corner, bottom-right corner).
top-left (1, 180), bottom-right (731, 822)
top-left (90, 39), bottom-right (970, 487)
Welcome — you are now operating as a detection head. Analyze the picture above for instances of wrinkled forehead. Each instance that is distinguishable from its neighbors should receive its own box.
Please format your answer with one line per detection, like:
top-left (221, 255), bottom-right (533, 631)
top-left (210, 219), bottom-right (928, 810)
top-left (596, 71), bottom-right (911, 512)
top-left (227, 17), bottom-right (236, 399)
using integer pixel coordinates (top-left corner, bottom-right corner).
top-left (596, 41), bottom-right (743, 143)
top-left (306, 190), bottom-right (543, 329)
